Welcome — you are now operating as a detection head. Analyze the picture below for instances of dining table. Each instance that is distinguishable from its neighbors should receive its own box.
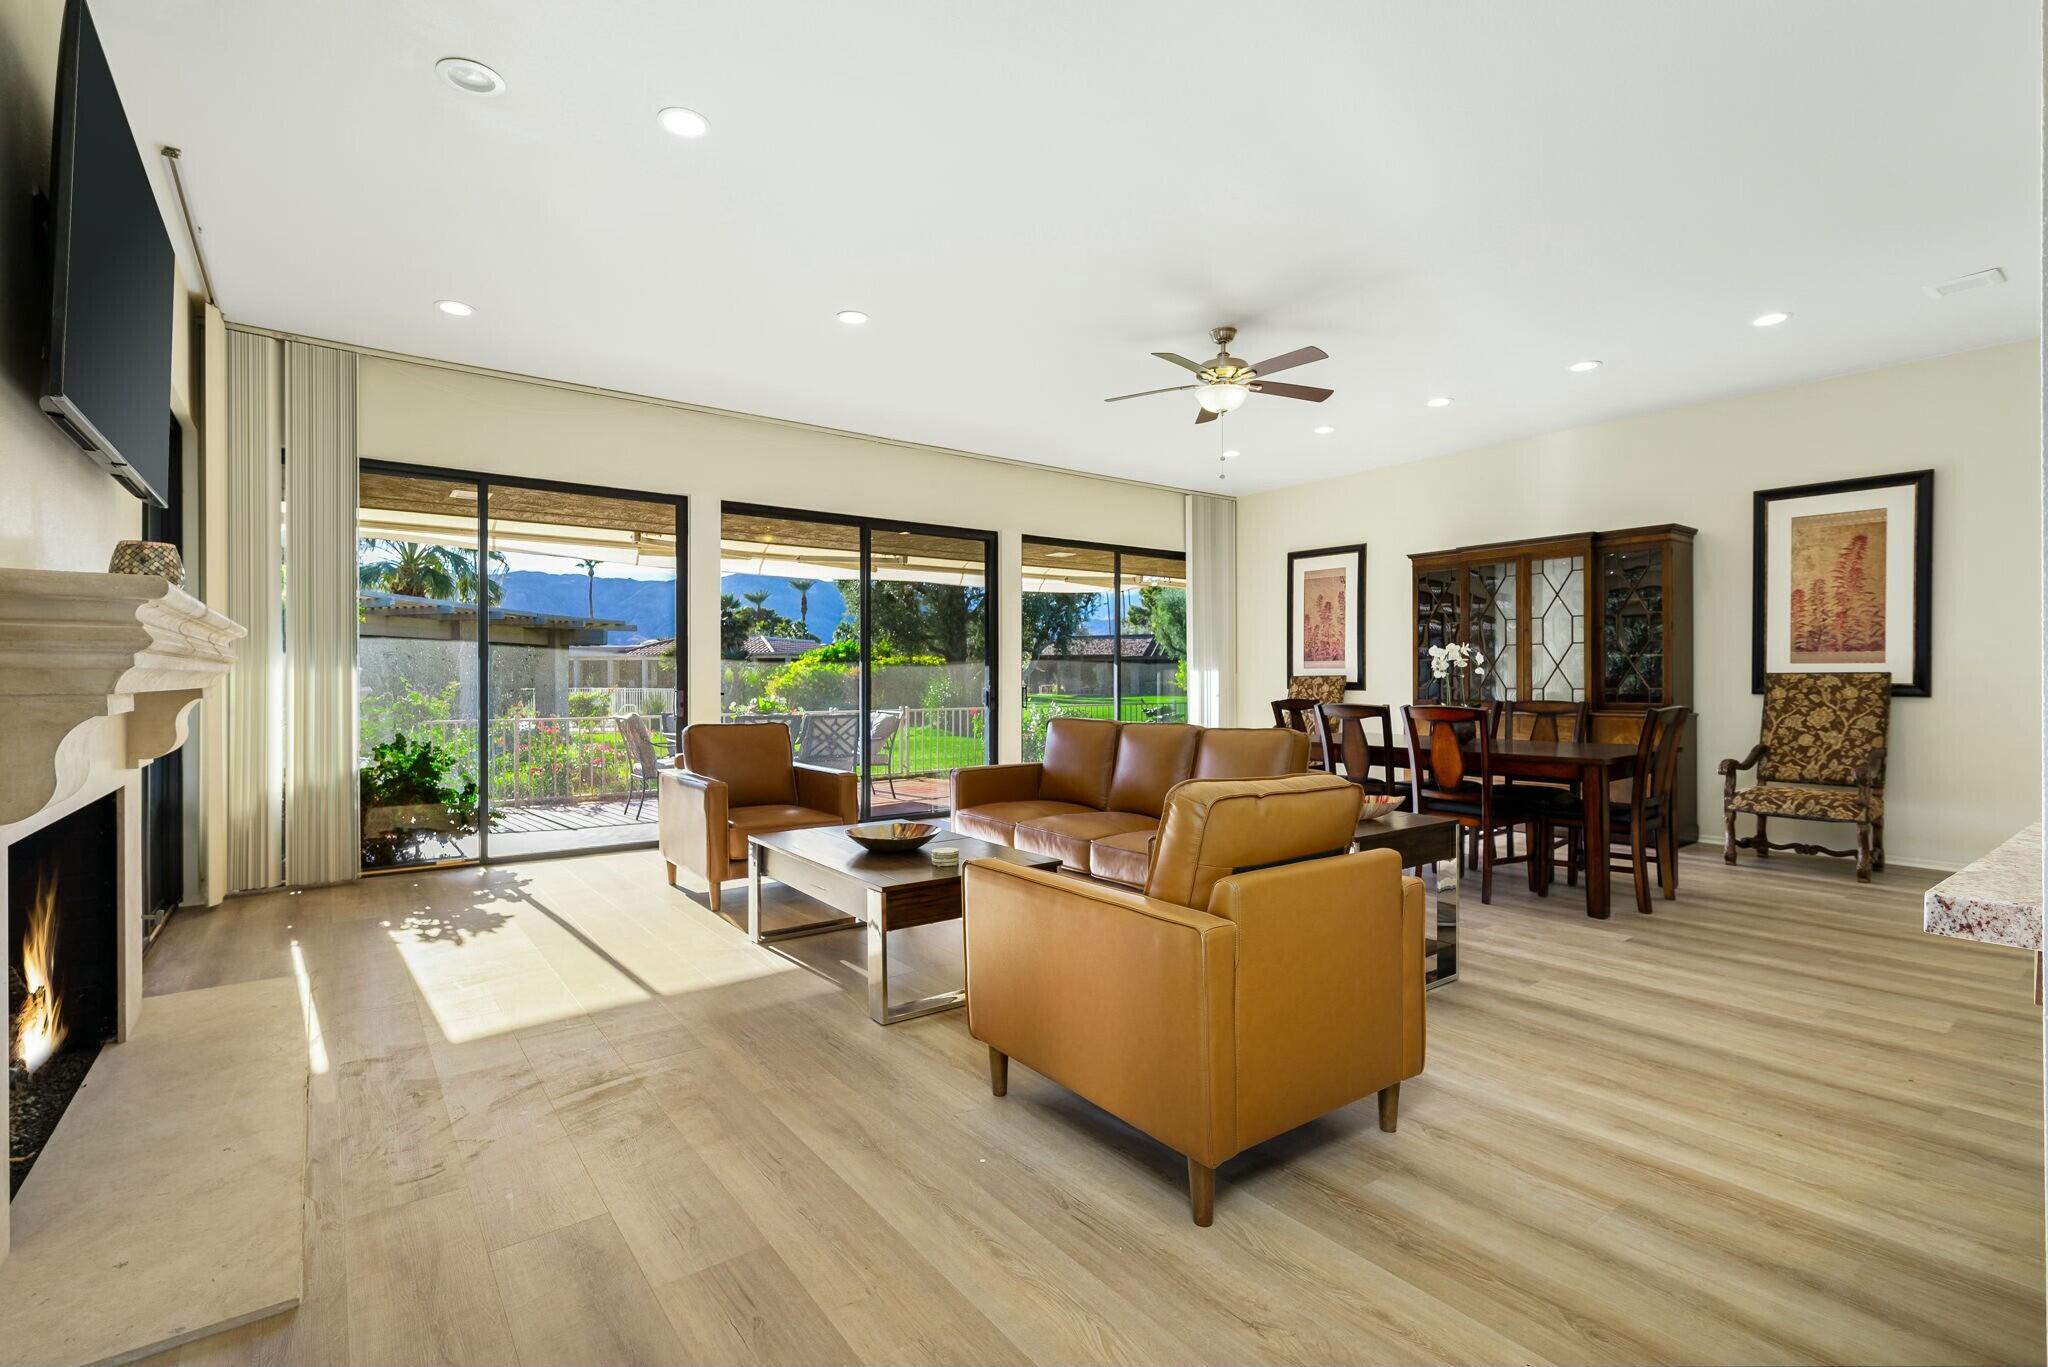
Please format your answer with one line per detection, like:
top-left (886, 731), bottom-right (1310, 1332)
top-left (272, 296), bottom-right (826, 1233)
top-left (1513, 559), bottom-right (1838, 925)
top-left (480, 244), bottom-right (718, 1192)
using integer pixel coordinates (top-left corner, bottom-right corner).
top-left (1361, 736), bottom-right (1643, 920)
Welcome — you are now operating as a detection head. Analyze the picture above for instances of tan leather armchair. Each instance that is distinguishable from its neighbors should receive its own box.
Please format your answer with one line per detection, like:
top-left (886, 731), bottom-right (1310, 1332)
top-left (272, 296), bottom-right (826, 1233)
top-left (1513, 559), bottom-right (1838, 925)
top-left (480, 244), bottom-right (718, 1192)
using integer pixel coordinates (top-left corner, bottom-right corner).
top-left (660, 722), bottom-right (857, 910)
top-left (963, 773), bottom-right (1425, 1226)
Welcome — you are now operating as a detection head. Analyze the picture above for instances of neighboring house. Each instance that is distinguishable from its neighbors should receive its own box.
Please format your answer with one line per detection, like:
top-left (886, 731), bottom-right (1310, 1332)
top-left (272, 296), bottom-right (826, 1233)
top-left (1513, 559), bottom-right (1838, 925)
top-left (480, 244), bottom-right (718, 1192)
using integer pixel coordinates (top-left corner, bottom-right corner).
top-left (359, 591), bottom-right (637, 717)
top-left (741, 634), bottom-right (820, 663)
top-left (1028, 631), bottom-right (1179, 696)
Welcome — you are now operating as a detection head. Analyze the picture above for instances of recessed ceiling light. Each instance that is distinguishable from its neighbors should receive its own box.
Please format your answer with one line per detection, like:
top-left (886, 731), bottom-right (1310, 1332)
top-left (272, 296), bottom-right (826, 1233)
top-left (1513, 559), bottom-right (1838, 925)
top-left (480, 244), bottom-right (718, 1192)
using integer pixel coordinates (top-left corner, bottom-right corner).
top-left (435, 299), bottom-right (475, 317)
top-left (436, 57), bottom-right (506, 97)
top-left (1568, 359), bottom-right (1603, 373)
top-left (657, 106), bottom-right (710, 138)
top-left (1221, 449), bottom-right (1240, 460)
top-left (1751, 311), bottom-right (1791, 328)
top-left (1425, 396), bottom-right (1453, 408)
top-left (836, 310), bottom-right (868, 325)
top-left (1312, 424), bottom-right (1335, 435)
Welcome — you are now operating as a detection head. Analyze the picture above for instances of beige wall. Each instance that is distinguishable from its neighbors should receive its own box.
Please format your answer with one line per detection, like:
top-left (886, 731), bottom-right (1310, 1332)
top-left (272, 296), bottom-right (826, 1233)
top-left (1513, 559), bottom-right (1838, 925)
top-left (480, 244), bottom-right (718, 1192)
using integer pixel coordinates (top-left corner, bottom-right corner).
top-left (1235, 341), bottom-right (2043, 871)
top-left (355, 354), bottom-right (1189, 761)
top-left (0, 0), bottom-right (141, 571)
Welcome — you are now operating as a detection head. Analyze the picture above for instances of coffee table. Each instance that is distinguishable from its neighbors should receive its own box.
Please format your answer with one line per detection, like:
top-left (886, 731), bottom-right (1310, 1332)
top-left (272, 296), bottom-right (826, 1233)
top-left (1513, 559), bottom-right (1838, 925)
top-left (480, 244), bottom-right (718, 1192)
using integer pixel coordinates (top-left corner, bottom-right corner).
top-left (1352, 810), bottom-right (1461, 989)
top-left (746, 821), bottom-right (1061, 1025)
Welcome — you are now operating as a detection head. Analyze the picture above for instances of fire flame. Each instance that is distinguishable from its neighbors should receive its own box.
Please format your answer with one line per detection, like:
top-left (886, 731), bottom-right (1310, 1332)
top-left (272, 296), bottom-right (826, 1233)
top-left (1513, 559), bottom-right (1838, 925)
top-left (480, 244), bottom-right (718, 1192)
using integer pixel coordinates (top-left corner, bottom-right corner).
top-left (13, 872), bottom-right (64, 1074)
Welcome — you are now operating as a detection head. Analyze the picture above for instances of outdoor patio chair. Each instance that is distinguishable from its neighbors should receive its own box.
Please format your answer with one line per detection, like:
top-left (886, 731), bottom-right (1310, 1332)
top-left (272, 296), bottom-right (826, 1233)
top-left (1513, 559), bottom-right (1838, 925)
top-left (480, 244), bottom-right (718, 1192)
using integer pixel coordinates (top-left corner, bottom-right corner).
top-left (617, 712), bottom-right (673, 818)
top-left (795, 710), bottom-right (862, 771)
top-left (870, 709), bottom-right (905, 799)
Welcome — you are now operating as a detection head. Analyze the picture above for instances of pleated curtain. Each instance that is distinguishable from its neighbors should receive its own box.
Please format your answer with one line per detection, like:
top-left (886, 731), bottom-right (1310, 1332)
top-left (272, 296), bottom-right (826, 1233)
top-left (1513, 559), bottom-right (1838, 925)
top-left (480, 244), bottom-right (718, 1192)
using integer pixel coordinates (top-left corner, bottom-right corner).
top-left (1184, 493), bottom-right (1238, 728)
top-left (223, 331), bottom-right (284, 892)
top-left (282, 341), bottom-right (361, 887)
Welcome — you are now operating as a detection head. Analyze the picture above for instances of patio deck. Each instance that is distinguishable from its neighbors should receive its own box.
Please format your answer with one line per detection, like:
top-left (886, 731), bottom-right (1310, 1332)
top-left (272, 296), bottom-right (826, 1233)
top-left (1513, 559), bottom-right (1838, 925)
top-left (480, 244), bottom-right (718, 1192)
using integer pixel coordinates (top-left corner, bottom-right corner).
top-left (484, 775), bottom-right (952, 857)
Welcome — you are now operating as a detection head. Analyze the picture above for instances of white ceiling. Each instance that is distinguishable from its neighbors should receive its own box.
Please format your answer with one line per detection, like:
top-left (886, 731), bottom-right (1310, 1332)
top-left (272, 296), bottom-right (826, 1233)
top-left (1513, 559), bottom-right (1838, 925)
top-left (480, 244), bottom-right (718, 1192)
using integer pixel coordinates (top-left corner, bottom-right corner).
top-left (97, 0), bottom-right (2041, 494)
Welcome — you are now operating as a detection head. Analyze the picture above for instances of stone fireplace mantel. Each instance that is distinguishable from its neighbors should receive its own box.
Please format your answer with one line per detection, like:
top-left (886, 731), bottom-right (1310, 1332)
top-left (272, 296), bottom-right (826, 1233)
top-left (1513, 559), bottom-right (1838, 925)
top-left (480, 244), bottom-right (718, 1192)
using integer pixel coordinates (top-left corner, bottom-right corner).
top-left (0, 568), bottom-right (245, 834)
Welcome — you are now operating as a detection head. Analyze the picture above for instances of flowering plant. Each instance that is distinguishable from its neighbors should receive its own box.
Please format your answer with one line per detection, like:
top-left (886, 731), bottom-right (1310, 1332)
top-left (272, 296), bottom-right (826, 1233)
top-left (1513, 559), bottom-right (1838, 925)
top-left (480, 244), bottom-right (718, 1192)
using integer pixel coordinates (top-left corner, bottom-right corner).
top-left (1426, 642), bottom-right (1485, 703)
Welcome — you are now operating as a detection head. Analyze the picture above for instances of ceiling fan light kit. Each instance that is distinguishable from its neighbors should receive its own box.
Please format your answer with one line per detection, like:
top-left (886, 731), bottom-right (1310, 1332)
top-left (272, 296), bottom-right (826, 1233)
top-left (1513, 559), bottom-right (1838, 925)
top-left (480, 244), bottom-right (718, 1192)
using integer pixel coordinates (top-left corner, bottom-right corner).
top-left (1105, 325), bottom-right (1333, 426)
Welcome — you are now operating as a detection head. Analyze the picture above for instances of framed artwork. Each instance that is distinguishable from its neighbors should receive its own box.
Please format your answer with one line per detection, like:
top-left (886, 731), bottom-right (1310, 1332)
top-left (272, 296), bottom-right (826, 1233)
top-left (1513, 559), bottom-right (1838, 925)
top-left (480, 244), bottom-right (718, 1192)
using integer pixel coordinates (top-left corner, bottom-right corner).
top-left (1286, 543), bottom-right (1366, 689)
top-left (1751, 470), bottom-right (1932, 696)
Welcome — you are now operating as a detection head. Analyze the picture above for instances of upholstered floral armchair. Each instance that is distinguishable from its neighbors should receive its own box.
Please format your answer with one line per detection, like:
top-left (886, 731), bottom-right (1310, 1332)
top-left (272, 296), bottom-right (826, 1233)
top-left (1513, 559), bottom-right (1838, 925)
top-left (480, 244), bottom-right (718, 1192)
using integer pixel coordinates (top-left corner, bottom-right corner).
top-left (1720, 672), bottom-right (1890, 881)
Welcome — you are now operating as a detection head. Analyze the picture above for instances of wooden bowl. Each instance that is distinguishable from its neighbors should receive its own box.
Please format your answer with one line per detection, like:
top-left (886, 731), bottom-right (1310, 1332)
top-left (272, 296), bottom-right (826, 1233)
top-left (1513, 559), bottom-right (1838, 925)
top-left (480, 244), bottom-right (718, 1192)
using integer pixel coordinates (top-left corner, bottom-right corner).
top-left (846, 821), bottom-right (940, 854)
top-left (1358, 795), bottom-right (1403, 822)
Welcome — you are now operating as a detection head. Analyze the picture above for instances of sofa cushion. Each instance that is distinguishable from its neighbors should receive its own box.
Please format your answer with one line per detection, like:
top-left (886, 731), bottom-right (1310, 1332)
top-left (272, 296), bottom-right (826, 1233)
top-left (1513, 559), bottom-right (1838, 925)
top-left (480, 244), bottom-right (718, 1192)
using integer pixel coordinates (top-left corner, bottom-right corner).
top-left (1106, 724), bottom-right (1201, 818)
top-left (727, 803), bottom-right (848, 860)
top-left (1193, 727), bottom-right (1310, 780)
top-left (1038, 718), bottom-right (1122, 809)
top-left (954, 799), bottom-right (1091, 847)
top-left (1014, 810), bottom-right (1156, 872)
top-left (1087, 827), bottom-right (1157, 888)
top-left (684, 722), bottom-right (798, 809)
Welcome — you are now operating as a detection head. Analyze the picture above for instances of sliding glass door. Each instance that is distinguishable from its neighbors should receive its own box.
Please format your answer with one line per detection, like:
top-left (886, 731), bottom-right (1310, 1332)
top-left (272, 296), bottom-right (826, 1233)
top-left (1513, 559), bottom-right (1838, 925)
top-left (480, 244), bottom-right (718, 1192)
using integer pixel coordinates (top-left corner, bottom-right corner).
top-left (1021, 537), bottom-right (1187, 759)
top-left (483, 485), bottom-right (681, 858)
top-left (356, 463), bottom-right (684, 870)
top-left (720, 505), bottom-right (995, 819)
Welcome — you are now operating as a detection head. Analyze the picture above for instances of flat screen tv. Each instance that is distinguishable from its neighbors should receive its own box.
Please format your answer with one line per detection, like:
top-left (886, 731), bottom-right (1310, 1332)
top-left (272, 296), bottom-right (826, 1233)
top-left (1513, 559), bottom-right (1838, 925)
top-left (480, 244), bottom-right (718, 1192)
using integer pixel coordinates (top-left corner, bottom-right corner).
top-left (39, 0), bottom-right (173, 509)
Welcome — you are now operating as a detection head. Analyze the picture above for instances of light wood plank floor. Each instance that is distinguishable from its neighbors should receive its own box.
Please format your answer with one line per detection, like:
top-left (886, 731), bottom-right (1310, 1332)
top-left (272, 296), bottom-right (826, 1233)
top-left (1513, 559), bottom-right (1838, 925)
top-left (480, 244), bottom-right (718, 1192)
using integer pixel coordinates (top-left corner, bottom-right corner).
top-left (137, 846), bottom-right (2044, 1366)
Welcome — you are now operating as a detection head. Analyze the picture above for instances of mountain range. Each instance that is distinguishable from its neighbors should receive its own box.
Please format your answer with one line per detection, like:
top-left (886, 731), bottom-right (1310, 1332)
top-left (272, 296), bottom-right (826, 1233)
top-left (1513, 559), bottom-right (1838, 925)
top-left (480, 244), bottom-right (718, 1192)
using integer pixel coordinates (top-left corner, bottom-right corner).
top-left (495, 570), bottom-right (851, 644)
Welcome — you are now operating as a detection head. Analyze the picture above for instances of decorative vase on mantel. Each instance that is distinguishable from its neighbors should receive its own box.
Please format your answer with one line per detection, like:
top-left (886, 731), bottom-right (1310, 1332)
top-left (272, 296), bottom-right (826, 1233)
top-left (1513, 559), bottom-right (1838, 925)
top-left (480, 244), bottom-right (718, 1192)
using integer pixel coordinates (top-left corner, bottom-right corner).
top-left (107, 540), bottom-right (185, 586)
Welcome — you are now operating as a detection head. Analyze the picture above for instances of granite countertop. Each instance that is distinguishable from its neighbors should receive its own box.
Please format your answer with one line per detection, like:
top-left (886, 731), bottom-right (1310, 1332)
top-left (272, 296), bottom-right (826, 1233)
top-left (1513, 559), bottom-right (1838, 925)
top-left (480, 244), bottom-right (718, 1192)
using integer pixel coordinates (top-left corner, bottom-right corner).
top-left (1923, 823), bottom-right (2042, 951)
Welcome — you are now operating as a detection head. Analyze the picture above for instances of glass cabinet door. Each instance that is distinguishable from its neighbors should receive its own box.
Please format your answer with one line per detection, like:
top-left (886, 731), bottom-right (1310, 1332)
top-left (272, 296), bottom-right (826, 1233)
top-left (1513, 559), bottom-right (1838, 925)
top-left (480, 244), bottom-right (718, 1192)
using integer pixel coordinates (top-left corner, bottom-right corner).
top-left (1414, 567), bottom-right (1459, 701)
top-left (1466, 562), bottom-right (1517, 702)
top-left (1601, 547), bottom-right (1665, 702)
top-left (1529, 555), bottom-right (1587, 701)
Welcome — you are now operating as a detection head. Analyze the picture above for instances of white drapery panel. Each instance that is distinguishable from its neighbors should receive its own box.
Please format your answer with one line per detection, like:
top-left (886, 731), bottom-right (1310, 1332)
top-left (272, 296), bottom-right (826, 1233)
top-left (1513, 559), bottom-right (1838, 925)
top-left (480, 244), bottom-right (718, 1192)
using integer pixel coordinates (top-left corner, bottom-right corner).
top-left (224, 331), bottom-right (283, 892)
top-left (283, 342), bottom-right (361, 887)
top-left (1184, 493), bottom-right (1237, 728)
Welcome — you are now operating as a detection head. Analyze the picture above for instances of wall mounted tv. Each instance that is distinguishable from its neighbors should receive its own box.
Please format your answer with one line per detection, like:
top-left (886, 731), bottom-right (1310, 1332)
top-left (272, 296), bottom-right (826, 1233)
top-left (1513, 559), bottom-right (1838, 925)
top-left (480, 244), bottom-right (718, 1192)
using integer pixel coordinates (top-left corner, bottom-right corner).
top-left (39, 0), bottom-right (173, 509)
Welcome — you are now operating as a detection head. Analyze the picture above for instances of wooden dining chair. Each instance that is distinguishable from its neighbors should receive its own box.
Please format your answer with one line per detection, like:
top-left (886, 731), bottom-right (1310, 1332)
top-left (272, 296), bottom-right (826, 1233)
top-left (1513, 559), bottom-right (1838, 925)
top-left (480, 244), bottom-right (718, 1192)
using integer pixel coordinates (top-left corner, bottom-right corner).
top-left (1541, 705), bottom-right (1689, 912)
top-left (1271, 698), bottom-right (1332, 770)
top-left (1495, 699), bottom-right (1588, 742)
top-left (1494, 699), bottom-right (1589, 873)
top-left (1403, 704), bottom-right (1544, 904)
top-left (1315, 702), bottom-right (1402, 804)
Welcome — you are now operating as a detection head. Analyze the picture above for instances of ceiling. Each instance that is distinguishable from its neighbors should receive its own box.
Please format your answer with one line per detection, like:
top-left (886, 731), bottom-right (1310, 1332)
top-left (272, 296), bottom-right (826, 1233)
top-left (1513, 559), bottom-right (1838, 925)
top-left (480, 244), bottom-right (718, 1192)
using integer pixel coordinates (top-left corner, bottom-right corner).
top-left (96, 1), bottom-right (2041, 494)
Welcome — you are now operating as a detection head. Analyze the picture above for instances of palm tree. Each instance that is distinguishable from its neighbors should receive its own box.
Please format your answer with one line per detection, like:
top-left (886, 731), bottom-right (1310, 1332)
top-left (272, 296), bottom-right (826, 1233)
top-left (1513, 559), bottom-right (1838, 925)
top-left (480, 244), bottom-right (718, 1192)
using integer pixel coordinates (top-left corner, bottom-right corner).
top-left (742, 589), bottom-right (771, 614)
top-left (576, 559), bottom-right (600, 618)
top-left (787, 578), bottom-right (817, 630)
top-left (360, 541), bottom-right (457, 600)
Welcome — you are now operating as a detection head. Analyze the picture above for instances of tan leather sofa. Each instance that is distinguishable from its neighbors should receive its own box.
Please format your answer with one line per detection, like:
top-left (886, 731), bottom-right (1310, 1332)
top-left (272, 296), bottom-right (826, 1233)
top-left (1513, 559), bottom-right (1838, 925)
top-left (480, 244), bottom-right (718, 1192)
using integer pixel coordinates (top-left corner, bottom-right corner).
top-left (659, 722), bottom-right (858, 910)
top-left (963, 773), bottom-right (1426, 1226)
top-left (951, 718), bottom-right (1309, 888)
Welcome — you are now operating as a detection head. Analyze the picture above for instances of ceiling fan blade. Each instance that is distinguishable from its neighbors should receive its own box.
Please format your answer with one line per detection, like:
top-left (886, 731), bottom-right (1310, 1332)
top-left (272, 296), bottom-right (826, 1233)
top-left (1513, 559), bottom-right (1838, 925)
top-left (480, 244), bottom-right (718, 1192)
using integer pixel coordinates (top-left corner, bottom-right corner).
top-left (1248, 345), bottom-right (1328, 377)
top-left (1152, 351), bottom-right (1207, 374)
top-left (1104, 384), bottom-right (1198, 403)
top-left (1194, 405), bottom-right (1219, 425)
top-left (1249, 380), bottom-right (1334, 403)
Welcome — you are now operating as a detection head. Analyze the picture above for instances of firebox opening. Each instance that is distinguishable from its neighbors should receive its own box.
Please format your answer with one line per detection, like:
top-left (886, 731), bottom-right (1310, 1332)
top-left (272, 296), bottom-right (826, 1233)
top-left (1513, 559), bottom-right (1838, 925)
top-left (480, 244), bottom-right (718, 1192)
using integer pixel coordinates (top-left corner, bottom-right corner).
top-left (9, 792), bottom-right (120, 1197)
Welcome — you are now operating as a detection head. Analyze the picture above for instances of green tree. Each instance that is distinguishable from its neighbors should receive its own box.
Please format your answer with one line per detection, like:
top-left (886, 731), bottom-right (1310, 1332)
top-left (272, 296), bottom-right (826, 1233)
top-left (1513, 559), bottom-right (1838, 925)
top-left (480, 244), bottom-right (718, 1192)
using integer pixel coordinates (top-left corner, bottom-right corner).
top-left (576, 558), bottom-right (600, 618)
top-left (1022, 591), bottom-right (1093, 662)
top-left (358, 541), bottom-right (457, 600)
top-left (1128, 585), bottom-right (1187, 659)
top-left (742, 589), bottom-right (771, 613)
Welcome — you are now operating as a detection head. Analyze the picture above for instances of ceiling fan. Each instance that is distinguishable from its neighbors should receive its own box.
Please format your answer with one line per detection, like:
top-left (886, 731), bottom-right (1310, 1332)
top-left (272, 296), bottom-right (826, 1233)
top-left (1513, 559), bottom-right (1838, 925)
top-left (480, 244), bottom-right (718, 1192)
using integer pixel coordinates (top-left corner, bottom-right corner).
top-left (1105, 326), bottom-right (1332, 424)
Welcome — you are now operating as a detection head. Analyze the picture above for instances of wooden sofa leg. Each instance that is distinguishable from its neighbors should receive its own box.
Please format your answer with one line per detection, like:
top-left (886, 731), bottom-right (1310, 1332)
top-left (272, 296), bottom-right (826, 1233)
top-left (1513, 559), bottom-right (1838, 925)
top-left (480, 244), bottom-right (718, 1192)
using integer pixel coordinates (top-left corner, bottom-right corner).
top-left (707, 878), bottom-right (721, 912)
top-left (1377, 1082), bottom-right (1400, 1133)
top-left (988, 1047), bottom-right (1008, 1097)
top-left (1188, 1159), bottom-right (1214, 1227)
top-left (665, 860), bottom-right (678, 887)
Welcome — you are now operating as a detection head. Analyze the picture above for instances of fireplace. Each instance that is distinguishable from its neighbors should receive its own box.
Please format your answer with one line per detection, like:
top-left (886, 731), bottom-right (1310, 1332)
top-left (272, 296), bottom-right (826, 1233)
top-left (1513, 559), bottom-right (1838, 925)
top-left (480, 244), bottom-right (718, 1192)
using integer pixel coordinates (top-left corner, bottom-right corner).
top-left (8, 793), bottom-right (120, 1196)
